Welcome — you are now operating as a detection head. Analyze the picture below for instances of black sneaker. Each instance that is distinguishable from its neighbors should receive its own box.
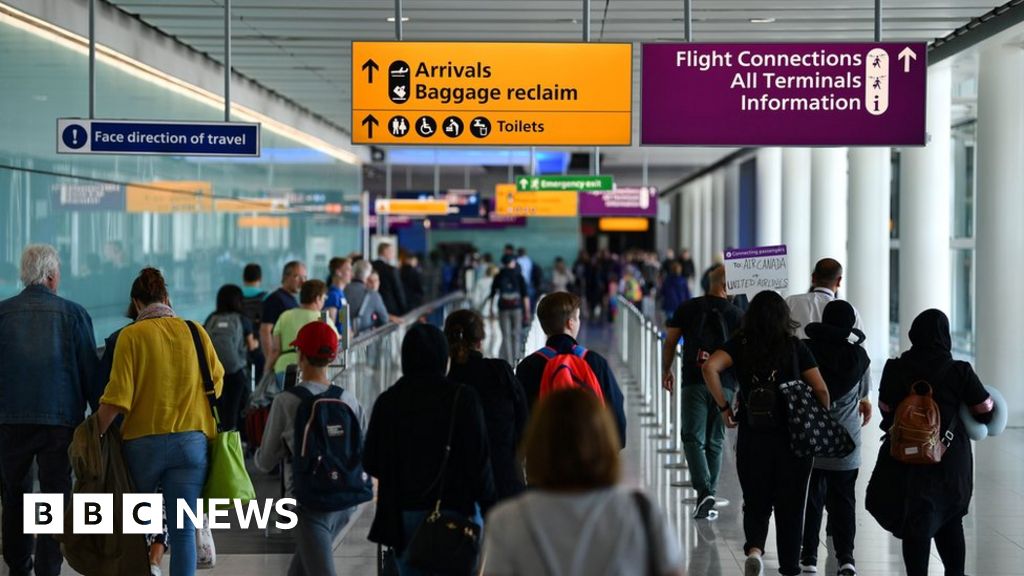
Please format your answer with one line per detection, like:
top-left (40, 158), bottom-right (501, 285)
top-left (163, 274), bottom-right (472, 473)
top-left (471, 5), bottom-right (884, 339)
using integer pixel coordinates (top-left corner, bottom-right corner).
top-left (837, 563), bottom-right (857, 576)
top-left (693, 495), bottom-right (716, 519)
top-left (800, 560), bottom-right (818, 573)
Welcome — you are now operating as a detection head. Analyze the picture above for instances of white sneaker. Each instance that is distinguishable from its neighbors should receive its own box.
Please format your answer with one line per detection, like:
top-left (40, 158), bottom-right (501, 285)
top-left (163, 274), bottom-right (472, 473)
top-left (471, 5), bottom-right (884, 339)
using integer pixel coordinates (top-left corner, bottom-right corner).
top-left (150, 566), bottom-right (163, 576)
top-left (744, 554), bottom-right (764, 576)
top-left (837, 563), bottom-right (857, 576)
top-left (801, 563), bottom-right (818, 573)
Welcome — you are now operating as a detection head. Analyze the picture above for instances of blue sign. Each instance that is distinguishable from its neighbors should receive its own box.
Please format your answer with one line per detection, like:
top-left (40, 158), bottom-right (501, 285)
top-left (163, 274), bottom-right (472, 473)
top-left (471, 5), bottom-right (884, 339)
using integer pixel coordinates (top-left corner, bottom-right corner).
top-left (57, 119), bottom-right (260, 157)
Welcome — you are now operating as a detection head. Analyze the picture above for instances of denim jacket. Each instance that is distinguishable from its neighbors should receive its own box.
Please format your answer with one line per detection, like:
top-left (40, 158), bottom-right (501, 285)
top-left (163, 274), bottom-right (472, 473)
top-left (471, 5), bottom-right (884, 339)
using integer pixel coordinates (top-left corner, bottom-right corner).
top-left (0, 285), bottom-right (102, 427)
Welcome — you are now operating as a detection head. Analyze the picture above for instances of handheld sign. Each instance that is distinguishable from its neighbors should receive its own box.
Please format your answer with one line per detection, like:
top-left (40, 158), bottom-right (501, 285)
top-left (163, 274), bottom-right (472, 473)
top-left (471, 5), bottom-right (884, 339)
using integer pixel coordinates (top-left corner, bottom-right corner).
top-left (352, 42), bottom-right (632, 146)
top-left (724, 245), bottom-right (789, 297)
top-left (642, 43), bottom-right (926, 146)
top-left (58, 119), bottom-right (260, 156)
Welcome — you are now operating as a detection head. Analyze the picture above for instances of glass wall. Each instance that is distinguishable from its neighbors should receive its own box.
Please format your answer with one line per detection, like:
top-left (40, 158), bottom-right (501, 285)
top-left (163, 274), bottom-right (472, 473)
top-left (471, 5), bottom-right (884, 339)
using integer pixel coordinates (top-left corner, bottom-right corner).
top-left (0, 16), bottom-right (361, 339)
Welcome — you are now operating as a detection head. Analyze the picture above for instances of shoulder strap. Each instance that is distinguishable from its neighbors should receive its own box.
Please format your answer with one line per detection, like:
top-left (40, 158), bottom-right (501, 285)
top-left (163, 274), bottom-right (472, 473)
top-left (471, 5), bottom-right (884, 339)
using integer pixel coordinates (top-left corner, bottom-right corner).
top-left (632, 491), bottom-right (659, 576)
top-left (422, 386), bottom-right (465, 510)
top-left (571, 345), bottom-right (588, 359)
top-left (535, 346), bottom-right (558, 360)
top-left (287, 385), bottom-right (314, 401)
top-left (186, 321), bottom-right (220, 432)
top-left (356, 291), bottom-right (370, 318)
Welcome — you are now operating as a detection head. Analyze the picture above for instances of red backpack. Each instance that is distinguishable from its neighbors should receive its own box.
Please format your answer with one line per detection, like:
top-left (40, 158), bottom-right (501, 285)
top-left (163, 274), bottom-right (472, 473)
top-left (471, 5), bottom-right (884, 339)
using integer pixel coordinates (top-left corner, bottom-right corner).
top-left (535, 345), bottom-right (605, 403)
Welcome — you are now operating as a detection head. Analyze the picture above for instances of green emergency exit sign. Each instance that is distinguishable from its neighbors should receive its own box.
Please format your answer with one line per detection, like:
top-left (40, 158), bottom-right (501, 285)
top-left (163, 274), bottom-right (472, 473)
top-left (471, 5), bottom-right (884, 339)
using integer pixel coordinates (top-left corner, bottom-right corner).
top-left (516, 175), bottom-right (614, 192)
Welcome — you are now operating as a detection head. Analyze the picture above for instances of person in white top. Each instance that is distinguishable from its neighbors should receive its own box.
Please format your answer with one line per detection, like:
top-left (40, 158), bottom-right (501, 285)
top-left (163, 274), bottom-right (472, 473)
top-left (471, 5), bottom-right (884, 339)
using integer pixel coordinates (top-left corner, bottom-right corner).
top-left (484, 389), bottom-right (683, 576)
top-left (786, 258), bottom-right (864, 340)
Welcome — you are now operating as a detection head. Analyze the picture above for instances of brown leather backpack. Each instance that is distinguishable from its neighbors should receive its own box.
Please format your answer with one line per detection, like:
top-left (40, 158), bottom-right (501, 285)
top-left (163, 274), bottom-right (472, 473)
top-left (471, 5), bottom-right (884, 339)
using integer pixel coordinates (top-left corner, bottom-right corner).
top-left (889, 381), bottom-right (945, 463)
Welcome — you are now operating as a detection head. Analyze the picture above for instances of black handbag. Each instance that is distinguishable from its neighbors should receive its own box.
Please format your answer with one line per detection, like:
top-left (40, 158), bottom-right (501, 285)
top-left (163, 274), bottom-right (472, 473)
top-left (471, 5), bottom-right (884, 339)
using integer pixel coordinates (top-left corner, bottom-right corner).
top-left (777, 346), bottom-right (855, 458)
top-left (404, 386), bottom-right (482, 575)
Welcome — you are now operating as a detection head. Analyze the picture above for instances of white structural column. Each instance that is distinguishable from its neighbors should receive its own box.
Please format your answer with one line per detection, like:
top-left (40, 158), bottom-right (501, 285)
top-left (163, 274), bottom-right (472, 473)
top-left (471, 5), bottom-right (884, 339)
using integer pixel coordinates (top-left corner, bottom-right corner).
top-left (811, 148), bottom-right (849, 265)
top-left (755, 147), bottom-right (783, 246)
top-left (847, 148), bottom-right (892, 363)
top-left (782, 148), bottom-right (812, 295)
top-left (701, 176), bottom-right (713, 272)
top-left (899, 63), bottom-right (952, 348)
top-left (724, 164), bottom-right (740, 249)
top-left (711, 170), bottom-right (726, 261)
top-left (975, 40), bottom-right (1024, 421)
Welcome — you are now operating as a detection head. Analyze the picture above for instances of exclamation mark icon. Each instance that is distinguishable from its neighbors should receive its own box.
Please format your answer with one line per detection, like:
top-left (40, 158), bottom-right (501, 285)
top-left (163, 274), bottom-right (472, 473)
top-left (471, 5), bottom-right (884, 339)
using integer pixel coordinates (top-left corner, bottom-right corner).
top-left (62, 123), bottom-right (88, 150)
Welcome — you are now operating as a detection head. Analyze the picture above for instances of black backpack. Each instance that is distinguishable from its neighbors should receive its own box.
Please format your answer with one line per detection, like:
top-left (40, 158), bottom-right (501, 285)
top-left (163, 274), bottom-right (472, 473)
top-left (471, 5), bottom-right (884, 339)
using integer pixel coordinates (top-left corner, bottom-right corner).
top-left (241, 291), bottom-right (266, 327)
top-left (288, 386), bottom-right (373, 512)
top-left (496, 271), bottom-right (522, 309)
top-left (744, 342), bottom-right (797, 430)
top-left (692, 299), bottom-right (730, 368)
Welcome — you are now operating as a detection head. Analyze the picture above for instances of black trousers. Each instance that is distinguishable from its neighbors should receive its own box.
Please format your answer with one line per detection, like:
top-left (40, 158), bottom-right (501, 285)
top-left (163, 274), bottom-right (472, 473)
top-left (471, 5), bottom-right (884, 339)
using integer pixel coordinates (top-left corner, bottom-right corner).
top-left (218, 368), bottom-right (248, 431)
top-left (0, 424), bottom-right (73, 576)
top-left (902, 517), bottom-right (966, 576)
top-left (801, 468), bottom-right (859, 566)
top-left (736, 427), bottom-right (813, 576)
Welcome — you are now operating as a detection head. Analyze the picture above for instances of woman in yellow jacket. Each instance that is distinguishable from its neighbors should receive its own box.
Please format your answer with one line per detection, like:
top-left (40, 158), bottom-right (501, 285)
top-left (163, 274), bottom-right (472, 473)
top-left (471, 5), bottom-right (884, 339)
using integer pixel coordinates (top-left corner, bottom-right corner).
top-left (97, 268), bottom-right (223, 576)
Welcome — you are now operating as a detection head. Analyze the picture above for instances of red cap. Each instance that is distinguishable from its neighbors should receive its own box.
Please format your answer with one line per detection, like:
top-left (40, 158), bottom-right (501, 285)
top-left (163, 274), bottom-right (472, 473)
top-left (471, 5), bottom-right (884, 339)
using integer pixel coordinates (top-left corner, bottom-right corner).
top-left (290, 321), bottom-right (338, 363)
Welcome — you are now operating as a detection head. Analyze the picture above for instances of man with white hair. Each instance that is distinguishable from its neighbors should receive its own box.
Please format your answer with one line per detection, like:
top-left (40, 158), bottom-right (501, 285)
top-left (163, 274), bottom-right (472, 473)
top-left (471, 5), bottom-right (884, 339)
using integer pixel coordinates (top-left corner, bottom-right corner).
top-left (344, 260), bottom-right (391, 333)
top-left (0, 244), bottom-right (101, 576)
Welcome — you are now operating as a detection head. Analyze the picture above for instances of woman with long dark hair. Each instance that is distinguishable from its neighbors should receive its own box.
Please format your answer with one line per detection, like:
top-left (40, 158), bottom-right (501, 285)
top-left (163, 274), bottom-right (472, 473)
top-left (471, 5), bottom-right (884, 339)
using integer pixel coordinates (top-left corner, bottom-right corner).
top-left (445, 309), bottom-right (528, 502)
top-left (205, 284), bottom-right (258, 431)
top-left (701, 291), bottom-right (830, 576)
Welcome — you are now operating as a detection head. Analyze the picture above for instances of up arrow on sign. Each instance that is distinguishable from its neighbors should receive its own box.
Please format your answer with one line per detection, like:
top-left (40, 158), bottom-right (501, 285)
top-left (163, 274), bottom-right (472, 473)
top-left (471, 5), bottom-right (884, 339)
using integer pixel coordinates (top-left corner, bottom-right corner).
top-left (898, 47), bottom-right (917, 73)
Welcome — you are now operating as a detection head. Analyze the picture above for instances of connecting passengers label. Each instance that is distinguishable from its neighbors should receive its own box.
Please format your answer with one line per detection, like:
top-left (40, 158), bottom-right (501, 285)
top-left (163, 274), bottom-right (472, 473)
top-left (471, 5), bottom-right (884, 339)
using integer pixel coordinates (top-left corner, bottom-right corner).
top-left (351, 42), bottom-right (632, 146)
top-left (641, 43), bottom-right (927, 146)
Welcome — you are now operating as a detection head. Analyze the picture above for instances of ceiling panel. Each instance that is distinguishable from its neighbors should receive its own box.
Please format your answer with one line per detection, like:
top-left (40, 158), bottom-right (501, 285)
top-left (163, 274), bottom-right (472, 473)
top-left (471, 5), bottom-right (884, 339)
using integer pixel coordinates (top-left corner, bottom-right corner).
top-left (103, 0), bottom-right (990, 166)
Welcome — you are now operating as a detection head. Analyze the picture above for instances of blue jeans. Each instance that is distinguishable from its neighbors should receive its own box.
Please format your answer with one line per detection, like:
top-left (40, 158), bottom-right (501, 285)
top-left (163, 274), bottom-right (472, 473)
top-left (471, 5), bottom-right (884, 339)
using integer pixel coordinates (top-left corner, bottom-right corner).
top-left (287, 506), bottom-right (354, 576)
top-left (124, 431), bottom-right (208, 576)
top-left (397, 506), bottom-right (484, 576)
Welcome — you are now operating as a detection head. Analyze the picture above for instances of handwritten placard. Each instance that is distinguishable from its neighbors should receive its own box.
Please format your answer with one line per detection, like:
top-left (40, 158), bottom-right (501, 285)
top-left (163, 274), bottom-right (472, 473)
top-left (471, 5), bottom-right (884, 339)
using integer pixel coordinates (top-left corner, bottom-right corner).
top-left (724, 245), bottom-right (789, 297)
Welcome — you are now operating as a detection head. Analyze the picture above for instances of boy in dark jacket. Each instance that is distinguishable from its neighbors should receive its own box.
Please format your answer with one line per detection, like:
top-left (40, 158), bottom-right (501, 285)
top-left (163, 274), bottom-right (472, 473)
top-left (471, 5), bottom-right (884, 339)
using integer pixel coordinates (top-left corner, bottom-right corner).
top-left (515, 292), bottom-right (627, 448)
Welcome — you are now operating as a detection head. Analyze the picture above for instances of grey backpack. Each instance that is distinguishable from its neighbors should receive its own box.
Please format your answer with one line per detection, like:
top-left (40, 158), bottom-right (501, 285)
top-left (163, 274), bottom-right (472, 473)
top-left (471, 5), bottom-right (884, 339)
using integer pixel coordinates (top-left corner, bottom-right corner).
top-left (204, 313), bottom-right (247, 374)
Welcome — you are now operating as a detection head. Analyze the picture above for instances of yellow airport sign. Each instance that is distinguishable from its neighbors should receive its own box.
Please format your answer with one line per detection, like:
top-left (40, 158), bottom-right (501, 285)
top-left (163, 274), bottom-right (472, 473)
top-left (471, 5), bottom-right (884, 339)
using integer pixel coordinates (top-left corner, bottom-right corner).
top-left (239, 216), bottom-right (289, 229)
top-left (352, 42), bottom-right (632, 146)
top-left (125, 180), bottom-right (212, 213)
top-left (375, 198), bottom-right (452, 216)
top-left (494, 184), bottom-right (578, 217)
top-left (599, 217), bottom-right (651, 232)
top-left (214, 198), bottom-right (280, 213)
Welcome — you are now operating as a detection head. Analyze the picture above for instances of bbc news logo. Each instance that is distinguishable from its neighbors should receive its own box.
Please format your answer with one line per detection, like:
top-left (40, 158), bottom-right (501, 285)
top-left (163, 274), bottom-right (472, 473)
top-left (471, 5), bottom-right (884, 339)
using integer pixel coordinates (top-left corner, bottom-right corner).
top-left (24, 495), bottom-right (298, 534)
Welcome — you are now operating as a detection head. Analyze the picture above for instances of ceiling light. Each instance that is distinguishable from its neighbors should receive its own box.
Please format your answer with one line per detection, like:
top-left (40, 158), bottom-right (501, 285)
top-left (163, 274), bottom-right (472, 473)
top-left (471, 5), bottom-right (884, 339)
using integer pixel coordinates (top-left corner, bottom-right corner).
top-left (749, 17), bottom-right (776, 24)
top-left (386, 17), bottom-right (410, 22)
top-left (0, 3), bottom-right (362, 165)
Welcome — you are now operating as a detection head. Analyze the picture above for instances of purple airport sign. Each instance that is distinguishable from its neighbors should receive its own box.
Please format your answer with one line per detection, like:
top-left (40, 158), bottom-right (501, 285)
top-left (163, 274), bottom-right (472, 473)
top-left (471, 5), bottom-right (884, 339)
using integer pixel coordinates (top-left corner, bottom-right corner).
top-left (579, 187), bottom-right (657, 217)
top-left (642, 43), bottom-right (926, 146)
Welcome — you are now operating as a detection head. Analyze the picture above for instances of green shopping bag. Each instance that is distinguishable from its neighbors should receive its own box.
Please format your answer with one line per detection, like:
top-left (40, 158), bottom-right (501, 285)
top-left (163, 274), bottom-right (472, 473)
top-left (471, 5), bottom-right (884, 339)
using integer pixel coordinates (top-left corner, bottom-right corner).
top-left (203, 429), bottom-right (256, 501)
top-left (186, 321), bottom-right (256, 503)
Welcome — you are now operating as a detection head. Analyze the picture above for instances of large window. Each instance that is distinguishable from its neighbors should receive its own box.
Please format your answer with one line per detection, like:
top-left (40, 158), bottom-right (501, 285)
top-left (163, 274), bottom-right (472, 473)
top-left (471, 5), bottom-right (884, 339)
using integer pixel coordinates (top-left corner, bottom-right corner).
top-left (0, 18), bottom-right (361, 339)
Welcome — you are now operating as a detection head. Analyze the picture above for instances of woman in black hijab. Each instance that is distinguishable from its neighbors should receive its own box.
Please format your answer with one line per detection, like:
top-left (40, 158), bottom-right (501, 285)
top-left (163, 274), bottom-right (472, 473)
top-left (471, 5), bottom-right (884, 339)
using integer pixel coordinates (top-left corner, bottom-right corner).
top-left (867, 309), bottom-right (994, 576)
top-left (364, 324), bottom-right (496, 575)
top-left (799, 300), bottom-right (871, 576)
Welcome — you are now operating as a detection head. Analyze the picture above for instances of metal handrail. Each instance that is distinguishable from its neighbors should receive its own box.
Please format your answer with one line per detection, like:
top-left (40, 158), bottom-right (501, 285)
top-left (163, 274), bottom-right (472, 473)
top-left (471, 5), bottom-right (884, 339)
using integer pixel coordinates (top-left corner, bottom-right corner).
top-left (348, 291), bottom-right (468, 350)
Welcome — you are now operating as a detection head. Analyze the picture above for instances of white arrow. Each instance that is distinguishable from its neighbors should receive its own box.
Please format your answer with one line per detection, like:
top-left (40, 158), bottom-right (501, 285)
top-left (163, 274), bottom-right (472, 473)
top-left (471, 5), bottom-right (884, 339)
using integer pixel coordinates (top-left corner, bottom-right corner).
top-left (518, 177), bottom-right (529, 189)
top-left (898, 47), bottom-right (917, 73)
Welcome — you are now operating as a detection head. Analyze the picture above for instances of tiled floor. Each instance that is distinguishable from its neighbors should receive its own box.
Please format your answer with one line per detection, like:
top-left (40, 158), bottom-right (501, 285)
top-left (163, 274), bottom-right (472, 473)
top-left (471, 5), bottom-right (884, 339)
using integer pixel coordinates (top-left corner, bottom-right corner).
top-left (4, 324), bottom-right (1023, 575)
